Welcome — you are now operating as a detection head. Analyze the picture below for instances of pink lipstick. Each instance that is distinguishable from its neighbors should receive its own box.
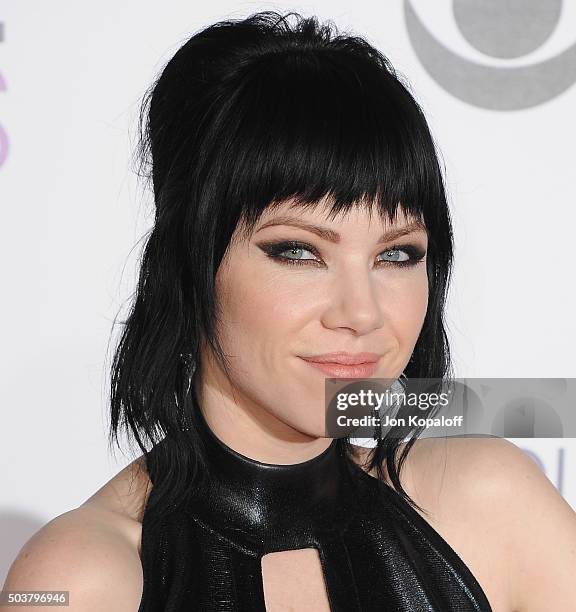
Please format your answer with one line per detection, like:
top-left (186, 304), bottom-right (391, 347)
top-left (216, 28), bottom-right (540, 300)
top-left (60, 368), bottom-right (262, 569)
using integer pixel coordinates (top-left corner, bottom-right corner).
top-left (300, 352), bottom-right (380, 378)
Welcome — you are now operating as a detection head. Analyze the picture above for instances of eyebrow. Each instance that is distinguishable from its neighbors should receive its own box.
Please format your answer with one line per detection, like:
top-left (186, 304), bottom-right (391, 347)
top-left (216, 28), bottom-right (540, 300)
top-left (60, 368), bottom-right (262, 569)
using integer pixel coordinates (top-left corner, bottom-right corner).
top-left (255, 216), bottom-right (428, 244)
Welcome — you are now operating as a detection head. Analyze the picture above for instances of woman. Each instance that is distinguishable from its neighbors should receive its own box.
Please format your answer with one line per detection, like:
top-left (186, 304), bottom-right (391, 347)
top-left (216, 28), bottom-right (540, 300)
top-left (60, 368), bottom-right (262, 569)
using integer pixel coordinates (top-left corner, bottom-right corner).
top-left (4, 10), bottom-right (575, 612)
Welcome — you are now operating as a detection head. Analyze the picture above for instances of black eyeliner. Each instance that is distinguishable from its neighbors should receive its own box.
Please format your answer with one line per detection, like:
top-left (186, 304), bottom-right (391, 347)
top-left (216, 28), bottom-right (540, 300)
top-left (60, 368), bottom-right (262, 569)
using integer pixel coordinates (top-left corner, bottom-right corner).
top-left (256, 239), bottom-right (427, 268)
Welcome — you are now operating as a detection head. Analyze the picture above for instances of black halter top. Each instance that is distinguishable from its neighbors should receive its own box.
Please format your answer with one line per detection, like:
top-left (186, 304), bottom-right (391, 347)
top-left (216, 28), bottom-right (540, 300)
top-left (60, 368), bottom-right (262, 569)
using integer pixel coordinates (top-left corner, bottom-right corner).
top-left (138, 405), bottom-right (492, 611)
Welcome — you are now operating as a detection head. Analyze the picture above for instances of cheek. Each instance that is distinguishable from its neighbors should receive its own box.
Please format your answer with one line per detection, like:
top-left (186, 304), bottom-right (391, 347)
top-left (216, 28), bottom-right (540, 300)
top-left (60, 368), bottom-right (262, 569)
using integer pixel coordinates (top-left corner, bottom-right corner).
top-left (216, 263), bottom-right (310, 359)
top-left (380, 269), bottom-right (429, 342)
top-left (405, 273), bottom-right (429, 321)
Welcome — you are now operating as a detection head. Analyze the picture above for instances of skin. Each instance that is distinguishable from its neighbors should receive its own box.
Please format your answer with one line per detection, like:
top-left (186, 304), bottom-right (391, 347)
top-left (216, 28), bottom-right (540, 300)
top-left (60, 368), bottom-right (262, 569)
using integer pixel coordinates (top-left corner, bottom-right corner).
top-left (197, 197), bottom-right (429, 463)
top-left (3, 199), bottom-right (576, 611)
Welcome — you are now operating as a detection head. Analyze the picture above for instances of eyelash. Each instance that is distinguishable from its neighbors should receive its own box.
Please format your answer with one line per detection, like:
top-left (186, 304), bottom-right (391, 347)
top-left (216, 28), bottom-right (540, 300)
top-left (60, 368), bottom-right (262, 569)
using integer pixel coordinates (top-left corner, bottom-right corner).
top-left (258, 240), bottom-right (427, 269)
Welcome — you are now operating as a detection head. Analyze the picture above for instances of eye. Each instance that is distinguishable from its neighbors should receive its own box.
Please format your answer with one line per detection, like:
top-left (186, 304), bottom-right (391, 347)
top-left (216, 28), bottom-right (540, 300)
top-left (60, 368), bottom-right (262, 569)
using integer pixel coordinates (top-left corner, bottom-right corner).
top-left (276, 244), bottom-right (318, 262)
top-left (257, 240), bottom-right (322, 266)
top-left (378, 248), bottom-right (408, 263)
top-left (256, 240), bottom-right (426, 268)
top-left (375, 244), bottom-right (427, 268)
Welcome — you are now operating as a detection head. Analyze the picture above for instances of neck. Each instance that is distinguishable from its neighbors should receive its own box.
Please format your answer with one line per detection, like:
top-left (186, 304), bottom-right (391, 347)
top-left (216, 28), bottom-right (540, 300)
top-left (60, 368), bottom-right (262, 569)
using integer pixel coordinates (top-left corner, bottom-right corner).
top-left (187, 402), bottom-right (351, 552)
top-left (194, 376), bottom-right (333, 464)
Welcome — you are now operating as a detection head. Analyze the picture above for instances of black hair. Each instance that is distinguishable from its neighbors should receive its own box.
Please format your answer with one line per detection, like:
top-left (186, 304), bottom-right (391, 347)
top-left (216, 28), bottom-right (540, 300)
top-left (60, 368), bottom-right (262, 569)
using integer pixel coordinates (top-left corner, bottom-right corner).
top-left (108, 10), bottom-right (454, 524)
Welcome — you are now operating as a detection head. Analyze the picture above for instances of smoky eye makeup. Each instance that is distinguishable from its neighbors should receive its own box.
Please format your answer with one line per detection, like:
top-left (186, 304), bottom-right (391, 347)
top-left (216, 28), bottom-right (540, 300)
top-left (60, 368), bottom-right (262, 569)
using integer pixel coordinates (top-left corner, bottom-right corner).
top-left (255, 239), bottom-right (427, 269)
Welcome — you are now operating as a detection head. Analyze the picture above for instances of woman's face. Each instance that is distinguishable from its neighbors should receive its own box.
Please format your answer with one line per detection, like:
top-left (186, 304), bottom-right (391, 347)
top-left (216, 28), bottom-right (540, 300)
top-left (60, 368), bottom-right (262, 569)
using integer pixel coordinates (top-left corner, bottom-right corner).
top-left (202, 198), bottom-right (429, 439)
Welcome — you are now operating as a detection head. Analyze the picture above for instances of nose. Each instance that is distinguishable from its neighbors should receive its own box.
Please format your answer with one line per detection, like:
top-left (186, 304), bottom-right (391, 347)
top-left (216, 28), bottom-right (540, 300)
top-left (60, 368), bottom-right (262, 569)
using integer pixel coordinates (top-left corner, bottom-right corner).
top-left (321, 268), bottom-right (384, 335)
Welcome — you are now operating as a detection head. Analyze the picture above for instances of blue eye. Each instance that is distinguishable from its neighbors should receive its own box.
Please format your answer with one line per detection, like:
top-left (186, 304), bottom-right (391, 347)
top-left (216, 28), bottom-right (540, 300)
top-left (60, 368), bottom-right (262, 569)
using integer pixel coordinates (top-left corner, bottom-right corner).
top-left (377, 248), bottom-right (410, 264)
top-left (377, 245), bottom-right (427, 267)
top-left (257, 240), bottom-right (427, 269)
top-left (277, 245), bottom-right (317, 261)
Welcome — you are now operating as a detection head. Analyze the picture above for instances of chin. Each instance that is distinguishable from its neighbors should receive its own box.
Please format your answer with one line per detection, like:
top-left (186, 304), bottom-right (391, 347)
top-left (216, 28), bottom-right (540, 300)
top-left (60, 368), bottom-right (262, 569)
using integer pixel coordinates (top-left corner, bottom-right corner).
top-left (279, 412), bottom-right (327, 439)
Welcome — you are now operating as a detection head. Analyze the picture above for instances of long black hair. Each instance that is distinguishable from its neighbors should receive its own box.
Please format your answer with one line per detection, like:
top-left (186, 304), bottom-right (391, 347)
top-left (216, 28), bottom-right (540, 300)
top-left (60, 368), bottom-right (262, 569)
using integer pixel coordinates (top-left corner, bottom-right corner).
top-left (108, 10), bottom-right (454, 525)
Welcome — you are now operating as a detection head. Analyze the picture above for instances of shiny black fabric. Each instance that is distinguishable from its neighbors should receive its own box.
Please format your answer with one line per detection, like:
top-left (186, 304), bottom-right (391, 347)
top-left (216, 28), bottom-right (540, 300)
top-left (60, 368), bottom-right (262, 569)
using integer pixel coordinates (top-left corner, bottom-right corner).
top-left (138, 406), bottom-right (492, 611)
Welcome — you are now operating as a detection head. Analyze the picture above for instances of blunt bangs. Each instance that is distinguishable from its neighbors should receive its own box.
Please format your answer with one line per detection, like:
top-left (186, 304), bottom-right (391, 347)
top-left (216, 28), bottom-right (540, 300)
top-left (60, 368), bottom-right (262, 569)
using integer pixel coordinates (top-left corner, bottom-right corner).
top-left (186, 42), bottom-right (445, 246)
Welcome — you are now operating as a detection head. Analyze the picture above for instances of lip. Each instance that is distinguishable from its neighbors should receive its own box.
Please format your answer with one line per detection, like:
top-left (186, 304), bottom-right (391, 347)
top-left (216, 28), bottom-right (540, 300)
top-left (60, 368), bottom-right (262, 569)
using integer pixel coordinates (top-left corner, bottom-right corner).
top-left (300, 352), bottom-right (381, 365)
top-left (299, 353), bottom-right (381, 379)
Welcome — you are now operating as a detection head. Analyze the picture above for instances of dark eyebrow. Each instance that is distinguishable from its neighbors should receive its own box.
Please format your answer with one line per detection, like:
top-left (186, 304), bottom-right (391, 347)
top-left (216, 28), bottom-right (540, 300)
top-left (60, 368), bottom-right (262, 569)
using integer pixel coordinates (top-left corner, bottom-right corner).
top-left (255, 216), bottom-right (427, 244)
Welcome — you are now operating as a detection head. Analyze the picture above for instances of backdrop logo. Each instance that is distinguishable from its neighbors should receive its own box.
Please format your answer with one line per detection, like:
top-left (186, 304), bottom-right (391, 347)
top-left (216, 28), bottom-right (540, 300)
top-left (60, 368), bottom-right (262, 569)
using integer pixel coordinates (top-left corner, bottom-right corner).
top-left (404, 0), bottom-right (576, 110)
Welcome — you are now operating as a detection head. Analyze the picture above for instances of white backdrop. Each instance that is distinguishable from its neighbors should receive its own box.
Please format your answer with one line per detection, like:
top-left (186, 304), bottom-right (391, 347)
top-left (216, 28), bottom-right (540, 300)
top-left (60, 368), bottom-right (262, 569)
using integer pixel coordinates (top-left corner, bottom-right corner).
top-left (1, 0), bottom-right (575, 583)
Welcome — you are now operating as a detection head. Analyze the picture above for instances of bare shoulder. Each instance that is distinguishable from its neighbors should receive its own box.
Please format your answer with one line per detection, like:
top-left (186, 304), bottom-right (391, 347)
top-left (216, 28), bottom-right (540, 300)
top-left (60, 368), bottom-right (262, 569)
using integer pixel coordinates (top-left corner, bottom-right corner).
top-left (429, 436), bottom-right (576, 612)
top-left (2, 505), bottom-right (143, 611)
top-left (350, 436), bottom-right (521, 526)
top-left (447, 436), bottom-right (576, 612)
top-left (353, 436), bottom-right (576, 612)
top-left (81, 455), bottom-right (152, 534)
top-left (2, 458), bottom-right (152, 611)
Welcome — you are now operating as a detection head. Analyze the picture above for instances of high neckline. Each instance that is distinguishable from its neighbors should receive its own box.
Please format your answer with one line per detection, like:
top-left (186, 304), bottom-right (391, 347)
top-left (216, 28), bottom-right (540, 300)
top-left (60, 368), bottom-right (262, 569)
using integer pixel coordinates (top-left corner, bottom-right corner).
top-left (187, 403), bottom-right (354, 553)
top-left (194, 401), bottom-right (339, 470)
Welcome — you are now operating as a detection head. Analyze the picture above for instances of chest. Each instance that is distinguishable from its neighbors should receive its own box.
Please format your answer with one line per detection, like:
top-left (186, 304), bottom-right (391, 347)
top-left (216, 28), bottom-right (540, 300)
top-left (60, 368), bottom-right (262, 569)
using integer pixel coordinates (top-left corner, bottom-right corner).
top-left (260, 525), bottom-right (510, 612)
top-left (137, 499), bottom-right (495, 612)
top-left (261, 548), bottom-right (331, 611)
